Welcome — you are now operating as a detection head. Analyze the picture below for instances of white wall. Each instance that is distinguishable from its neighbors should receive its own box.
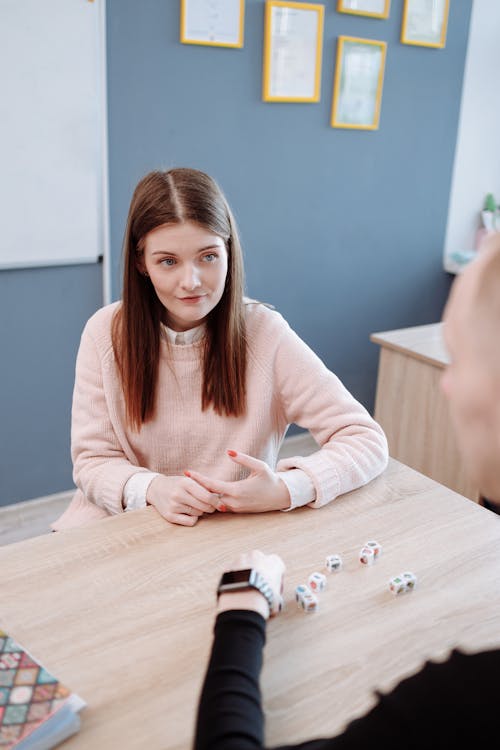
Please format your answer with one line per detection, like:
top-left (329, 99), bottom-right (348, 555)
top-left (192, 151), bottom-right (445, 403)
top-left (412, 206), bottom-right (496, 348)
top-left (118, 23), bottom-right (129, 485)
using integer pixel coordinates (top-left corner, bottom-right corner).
top-left (443, 0), bottom-right (500, 269)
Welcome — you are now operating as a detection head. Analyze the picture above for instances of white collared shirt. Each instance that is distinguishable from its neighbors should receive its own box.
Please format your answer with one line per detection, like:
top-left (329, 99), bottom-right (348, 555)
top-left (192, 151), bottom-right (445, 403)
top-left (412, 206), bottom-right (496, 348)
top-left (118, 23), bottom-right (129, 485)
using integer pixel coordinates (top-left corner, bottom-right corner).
top-left (161, 322), bottom-right (205, 345)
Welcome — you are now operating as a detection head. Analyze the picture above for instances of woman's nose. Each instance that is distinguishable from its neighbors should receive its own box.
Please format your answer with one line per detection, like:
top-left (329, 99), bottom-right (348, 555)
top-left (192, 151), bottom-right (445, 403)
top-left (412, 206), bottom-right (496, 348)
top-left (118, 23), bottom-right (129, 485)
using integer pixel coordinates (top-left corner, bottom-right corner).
top-left (181, 264), bottom-right (201, 290)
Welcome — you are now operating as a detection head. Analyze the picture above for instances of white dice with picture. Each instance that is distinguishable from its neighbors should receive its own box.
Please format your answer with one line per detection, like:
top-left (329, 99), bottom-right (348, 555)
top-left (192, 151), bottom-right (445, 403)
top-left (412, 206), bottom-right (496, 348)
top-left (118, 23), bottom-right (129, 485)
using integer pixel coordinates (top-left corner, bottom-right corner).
top-left (325, 554), bottom-right (343, 572)
top-left (389, 571), bottom-right (417, 595)
top-left (308, 572), bottom-right (327, 592)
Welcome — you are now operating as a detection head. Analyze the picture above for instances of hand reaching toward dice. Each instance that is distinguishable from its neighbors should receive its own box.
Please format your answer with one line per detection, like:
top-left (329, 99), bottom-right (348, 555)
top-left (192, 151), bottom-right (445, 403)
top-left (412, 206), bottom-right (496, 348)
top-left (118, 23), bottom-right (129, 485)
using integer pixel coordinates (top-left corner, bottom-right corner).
top-left (217, 549), bottom-right (286, 620)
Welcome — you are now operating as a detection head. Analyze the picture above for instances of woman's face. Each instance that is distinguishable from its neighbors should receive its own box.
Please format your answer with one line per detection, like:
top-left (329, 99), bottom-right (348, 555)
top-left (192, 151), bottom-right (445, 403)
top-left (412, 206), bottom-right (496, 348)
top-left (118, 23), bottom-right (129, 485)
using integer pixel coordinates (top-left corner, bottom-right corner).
top-left (140, 221), bottom-right (228, 332)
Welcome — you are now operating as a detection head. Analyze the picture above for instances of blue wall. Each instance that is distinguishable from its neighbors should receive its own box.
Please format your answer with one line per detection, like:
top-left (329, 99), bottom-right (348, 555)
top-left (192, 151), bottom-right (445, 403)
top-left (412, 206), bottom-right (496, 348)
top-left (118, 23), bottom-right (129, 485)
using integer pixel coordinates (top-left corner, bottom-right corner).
top-left (107, 0), bottom-right (471, 398)
top-left (0, 265), bottom-right (102, 506)
top-left (0, 0), bottom-right (472, 506)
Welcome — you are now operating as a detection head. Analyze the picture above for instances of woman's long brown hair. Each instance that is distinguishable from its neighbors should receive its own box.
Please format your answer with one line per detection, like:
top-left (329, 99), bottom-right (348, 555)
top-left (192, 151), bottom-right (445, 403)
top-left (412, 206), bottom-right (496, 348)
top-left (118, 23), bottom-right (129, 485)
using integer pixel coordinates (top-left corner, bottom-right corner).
top-left (112, 168), bottom-right (246, 430)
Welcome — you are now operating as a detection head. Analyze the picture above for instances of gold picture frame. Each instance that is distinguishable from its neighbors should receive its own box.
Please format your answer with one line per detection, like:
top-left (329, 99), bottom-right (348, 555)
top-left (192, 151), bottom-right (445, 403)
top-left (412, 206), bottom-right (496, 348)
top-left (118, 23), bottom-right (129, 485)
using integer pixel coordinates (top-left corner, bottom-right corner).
top-left (337, 0), bottom-right (390, 20)
top-left (401, 0), bottom-right (449, 49)
top-left (262, 1), bottom-right (324, 103)
top-left (180, 0), bottom-right (245, 48)
top-left (331, 36), bottom-right (387, 130)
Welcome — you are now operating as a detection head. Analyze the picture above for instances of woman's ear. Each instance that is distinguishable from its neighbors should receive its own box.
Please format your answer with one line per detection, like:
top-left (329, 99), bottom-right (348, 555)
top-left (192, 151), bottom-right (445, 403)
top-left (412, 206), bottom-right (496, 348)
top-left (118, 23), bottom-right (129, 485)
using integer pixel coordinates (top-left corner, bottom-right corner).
top-left (135, 251), bottom-right (147, 276)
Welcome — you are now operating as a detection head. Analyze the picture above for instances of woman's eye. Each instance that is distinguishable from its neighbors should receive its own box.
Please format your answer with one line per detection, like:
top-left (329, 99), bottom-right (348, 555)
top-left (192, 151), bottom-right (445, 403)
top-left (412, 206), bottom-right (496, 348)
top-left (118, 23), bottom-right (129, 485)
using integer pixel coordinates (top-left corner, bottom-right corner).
top-left (161, 258), bottom-right (176, 267)
top-left (203, 253), bottom-right (217, 262)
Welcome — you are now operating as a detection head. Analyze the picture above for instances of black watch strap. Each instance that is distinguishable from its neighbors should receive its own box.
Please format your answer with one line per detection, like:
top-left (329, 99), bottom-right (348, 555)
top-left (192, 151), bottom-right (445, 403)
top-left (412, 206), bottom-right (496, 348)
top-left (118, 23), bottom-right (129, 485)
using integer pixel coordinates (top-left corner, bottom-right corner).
top-left (217, 568), bottom-right (274, 612)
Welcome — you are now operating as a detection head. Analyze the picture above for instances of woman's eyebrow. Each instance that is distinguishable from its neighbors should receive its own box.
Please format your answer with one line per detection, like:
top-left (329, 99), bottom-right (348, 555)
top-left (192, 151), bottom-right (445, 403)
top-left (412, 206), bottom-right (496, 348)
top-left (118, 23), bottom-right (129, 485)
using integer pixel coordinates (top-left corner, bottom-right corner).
top-left (150, 243), bottom-right (221, 256)
top-left (150, 249), bottom-right (179, 256)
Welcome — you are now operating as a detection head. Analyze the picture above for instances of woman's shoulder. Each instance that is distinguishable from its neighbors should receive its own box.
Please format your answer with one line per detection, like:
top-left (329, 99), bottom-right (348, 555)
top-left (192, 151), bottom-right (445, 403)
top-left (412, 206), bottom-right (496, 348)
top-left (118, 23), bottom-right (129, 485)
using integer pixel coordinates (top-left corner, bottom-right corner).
top-left (85, 301), bottom-right (121, 327)
top-left (243, 297), bottom-right (290, 339)
top-left (81, 301), bottom-right (122, 347)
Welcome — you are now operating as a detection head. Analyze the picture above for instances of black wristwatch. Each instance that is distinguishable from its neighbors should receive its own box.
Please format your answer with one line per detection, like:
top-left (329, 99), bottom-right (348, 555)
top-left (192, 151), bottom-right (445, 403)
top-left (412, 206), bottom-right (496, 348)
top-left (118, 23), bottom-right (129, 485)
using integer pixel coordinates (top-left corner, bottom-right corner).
top-left (217, 568), bottom-right (275, 613)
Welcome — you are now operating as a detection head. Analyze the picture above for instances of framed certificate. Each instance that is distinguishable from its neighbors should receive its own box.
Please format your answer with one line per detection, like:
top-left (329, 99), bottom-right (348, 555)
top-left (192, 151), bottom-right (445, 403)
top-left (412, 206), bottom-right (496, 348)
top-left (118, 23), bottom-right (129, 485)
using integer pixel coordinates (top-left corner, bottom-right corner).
top-left (401, 0), bottom-right (449, 48)
top-left (337, 0), bottom-right (390, 19)
top-left (262, 1), bottom-right (324, 103)
top-left (180, 0), bottom-right (245, 48)
top-left (331, 36), bottom-right (387, 130)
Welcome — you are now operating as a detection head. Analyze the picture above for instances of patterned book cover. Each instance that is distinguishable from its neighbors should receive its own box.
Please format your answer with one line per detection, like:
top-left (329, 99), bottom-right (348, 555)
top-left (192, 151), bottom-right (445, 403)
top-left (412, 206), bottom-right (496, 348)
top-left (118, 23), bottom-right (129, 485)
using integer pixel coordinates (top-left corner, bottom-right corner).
top-left (0, 628), bottom-right (73, 749)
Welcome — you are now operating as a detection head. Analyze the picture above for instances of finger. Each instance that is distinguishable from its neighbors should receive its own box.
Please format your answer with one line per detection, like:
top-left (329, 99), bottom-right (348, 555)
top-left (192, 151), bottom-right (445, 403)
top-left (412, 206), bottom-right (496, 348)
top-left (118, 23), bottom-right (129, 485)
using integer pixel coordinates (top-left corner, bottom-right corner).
top-left (185, 469), bottom-right (233, 496)
top-left (184, 478), bottom-right (219, 512)
top-left (217, 501), bottom-right (231, 513)
top-left (180, 492), bottom-right (216, 514)
top-left (270, 553), bottom-right (286, 576)
top-left (271, 595), bottom-right (285, 618)
top-left (193, 500), bottom-right (216, 514)
top-left (226, 449), bottom-right (267, 472)
top-left (177, 504), bottom-right (204, 517)
top-left (168, 513), bottom-right (198, 527)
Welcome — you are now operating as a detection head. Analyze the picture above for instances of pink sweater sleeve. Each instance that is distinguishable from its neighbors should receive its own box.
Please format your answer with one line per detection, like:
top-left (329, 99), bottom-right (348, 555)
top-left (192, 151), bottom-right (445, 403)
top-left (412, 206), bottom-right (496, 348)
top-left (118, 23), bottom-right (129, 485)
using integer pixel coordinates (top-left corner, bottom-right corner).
top-left (71, 321), bottom-right (148, 516)
top-left (272, 316), bottom-right (388, 507)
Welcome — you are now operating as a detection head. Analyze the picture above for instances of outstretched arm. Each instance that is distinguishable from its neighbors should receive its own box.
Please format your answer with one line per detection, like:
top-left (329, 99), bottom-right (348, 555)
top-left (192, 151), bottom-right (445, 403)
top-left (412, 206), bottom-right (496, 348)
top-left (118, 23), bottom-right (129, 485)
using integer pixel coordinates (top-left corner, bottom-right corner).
top-left (194, 552), bottom-right (499, 750)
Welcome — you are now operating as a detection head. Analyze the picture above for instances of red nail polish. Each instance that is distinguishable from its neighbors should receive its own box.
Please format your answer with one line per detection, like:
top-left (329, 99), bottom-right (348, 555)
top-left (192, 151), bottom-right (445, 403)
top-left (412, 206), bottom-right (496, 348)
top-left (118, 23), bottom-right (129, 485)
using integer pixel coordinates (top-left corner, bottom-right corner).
top-left (219, 504), bottom-right (227, 513)
top-left (227, 450), bottom-right (237, 457)
top-left (184, 470), bottom-right (191, 477)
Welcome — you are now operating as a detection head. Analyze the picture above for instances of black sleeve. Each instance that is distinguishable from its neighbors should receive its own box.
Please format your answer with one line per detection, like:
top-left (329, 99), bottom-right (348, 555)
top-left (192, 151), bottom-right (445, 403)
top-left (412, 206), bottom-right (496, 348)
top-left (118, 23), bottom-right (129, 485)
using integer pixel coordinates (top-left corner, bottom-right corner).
top-left (481, 496), bottom-right (500, 514)
top-left (193, 610), bottom-right (499, 750)
top-left (193, 610), bottom-right (269, 750)
top-left (193, 610), bottom-right (345, 750)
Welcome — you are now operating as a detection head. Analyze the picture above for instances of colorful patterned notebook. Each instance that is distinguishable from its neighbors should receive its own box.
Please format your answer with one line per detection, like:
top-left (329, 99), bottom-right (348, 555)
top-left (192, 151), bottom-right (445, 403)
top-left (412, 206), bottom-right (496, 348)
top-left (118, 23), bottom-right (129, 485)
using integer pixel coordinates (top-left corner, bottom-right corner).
top-left (0, 629), bottom-right (84, 749)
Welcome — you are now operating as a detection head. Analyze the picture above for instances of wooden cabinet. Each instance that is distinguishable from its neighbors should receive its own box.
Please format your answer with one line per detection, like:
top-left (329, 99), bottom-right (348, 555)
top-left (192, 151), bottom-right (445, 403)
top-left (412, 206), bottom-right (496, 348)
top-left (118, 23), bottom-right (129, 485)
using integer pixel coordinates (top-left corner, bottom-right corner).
top-left (371, 323), bottom-right (478, 501)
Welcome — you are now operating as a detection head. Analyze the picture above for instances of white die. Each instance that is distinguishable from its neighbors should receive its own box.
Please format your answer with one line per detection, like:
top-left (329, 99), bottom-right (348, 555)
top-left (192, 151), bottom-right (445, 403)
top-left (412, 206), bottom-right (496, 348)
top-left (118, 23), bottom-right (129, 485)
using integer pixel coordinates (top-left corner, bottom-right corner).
top-left (300, 592), bottom-right (319, 613)
top-left (325, 554), bottom-right (343, 572)
top-left (295, 584), bottom-right (311, 603)
top-left (365, 540), bottom-right (382, 558)
top-left (359, 547), bottom-right (375, 566)
top-left (308, 572), bottom-right (327, 592)
top-left (389, 575), bottom-right (406, 595)
top-left (389, 572), bottom-right (417, 595)
top-left (401, 571), bottom-right (417, 591)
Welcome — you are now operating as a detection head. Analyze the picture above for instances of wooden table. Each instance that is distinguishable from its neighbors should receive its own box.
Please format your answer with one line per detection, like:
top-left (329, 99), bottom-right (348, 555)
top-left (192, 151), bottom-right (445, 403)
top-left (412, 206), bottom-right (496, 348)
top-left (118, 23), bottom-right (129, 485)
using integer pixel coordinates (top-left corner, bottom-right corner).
top-left (371, 323), bottom-right (478, 500)
top-left (1, 459), bottom-right (499, 749)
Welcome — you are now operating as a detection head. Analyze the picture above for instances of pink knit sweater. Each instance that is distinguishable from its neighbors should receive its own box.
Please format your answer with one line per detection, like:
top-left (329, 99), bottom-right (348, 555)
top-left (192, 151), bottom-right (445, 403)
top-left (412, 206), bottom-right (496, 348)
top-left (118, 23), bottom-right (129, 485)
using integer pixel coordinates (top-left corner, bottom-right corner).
top-left (53, 300), bottom-right (388, 530)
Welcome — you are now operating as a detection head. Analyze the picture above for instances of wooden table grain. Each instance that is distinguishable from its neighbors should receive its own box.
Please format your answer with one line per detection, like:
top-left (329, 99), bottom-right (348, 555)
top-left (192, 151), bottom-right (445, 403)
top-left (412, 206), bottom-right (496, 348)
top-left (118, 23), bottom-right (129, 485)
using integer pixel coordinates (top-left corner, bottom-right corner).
top-left (1, 458), bottom-right (499, 749)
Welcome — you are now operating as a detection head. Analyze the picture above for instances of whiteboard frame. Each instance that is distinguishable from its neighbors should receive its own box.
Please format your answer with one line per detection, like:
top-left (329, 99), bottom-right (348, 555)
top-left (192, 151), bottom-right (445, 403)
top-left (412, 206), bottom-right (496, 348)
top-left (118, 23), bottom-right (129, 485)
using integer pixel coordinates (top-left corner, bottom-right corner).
top-left (99, 0), bottom-right (111, 305)
top-left (0, 0), bottom-right (110, 302)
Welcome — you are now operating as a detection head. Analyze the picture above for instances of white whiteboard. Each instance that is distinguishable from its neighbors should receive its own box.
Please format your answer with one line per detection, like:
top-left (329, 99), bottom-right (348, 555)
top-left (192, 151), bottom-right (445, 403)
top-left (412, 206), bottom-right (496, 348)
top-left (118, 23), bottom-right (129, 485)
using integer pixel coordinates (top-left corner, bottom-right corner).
top-left (0, 0), bottom-right (107, 269)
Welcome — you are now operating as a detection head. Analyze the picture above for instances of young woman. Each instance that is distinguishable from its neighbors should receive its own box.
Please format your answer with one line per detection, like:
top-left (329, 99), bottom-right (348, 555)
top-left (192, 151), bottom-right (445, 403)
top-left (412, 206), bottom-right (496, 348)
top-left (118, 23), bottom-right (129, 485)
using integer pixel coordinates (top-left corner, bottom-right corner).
top-left (53, 168), bottom-right (388, 530)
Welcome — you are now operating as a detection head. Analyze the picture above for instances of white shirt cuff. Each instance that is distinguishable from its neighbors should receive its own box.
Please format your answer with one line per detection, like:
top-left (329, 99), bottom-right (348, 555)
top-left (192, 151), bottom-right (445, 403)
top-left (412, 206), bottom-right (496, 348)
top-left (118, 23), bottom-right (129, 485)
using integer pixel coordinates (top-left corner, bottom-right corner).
top-left (123, 472), bottom-right (160, 511)
top-left (278, 469), bottom-right (316, 511)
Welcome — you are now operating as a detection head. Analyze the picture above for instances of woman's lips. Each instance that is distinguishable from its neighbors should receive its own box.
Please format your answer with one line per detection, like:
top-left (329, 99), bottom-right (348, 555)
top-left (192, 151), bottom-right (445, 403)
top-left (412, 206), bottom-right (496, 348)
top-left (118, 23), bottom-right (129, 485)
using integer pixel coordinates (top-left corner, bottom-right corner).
top-left (178, 295), bottom-right (207, 304)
